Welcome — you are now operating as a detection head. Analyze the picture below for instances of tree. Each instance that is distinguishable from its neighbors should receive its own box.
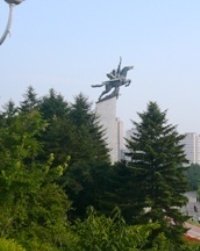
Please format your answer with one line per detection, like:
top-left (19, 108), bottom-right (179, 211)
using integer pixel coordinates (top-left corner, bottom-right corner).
top-left (20, 86), bottom-right (39, 113)
top-left (0, 100), bottom-right (18, 132)
top-left (39, 91), bottom-right (109, 165)
top-left (61, 94), bottom-right (110, 219)
top-left (1, 100), bottom-right (17, 118)
top-left (185, 164), bottom-right (200, 191)
top-left (73, 207), bottom-right (197, 251)
top-left (39, 88), bottom-right (69, 120)
top-left (0, 238), bottom-right (26, 251)
top-left (68, 93), bottom-right (109, 164)
top-left (125, 102), bottom-right (188, 242)
top-left (101, 160), bottom-right (142, 223)
top-left (39, 89), bottom-right (72, 165)
top-left (63, 161), bottom-right (114, 220)
top-left (0, 110), bottom-right (73, 250)
top-left (73, 208), bottom-right (162, 251)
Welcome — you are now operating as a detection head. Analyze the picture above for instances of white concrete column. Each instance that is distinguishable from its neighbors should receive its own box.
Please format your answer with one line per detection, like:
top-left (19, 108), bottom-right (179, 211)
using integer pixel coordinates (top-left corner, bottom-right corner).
top-left (95, 97), bottom-right (123, 164)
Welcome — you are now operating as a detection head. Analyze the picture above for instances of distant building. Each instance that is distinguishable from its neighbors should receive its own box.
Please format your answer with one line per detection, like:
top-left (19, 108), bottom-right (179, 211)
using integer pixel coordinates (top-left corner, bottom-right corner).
top-left (182, 133), bottom-right (200, 165)
top-left (120, 128), bottom-right (136, 161)
top-left (116, 118), bottom-right (125, 161)
top-left (124, 130), bottom-right (200, 165)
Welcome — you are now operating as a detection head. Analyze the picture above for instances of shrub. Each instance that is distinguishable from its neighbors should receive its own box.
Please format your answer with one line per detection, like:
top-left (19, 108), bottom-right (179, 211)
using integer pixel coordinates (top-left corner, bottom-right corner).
top-left (0, 238), bottom-right (26, 251)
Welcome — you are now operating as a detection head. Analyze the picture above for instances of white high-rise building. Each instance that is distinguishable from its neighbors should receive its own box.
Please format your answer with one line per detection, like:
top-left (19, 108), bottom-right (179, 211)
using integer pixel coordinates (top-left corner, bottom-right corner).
top-left (120, 128), bottom-right (136, 161)
top-left (182, 133), bottom-right (200, 165)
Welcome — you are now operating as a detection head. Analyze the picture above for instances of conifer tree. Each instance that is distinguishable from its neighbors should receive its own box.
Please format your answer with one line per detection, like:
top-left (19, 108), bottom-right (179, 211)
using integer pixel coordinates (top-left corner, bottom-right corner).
top-left (20, 86), bottom-right (39, 113)
top-left (2, 100), bottom-right (17, 118)
top-left (68, 93), bottom-right (109, 164)
top-left (38, 89), bottom-right (71, 165)
top-left (39, 88), bottom-right (69, 120)
top-left (0, 100), bottom-right (18, 129)
top-left (126, 102), bottom-right (188, 242)
top-left (39, 91), bottom-right (109, 165)
top-left (62, 94), bottom-right (110, 219)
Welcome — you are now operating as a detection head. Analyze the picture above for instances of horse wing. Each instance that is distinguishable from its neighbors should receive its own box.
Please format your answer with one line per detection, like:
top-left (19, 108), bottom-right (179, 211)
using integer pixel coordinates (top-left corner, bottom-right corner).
top-left (120, 66), bottom-right (134, 78)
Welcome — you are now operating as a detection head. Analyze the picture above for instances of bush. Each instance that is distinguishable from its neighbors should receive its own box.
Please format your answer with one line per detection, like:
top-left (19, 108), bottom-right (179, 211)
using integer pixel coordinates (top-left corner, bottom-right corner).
top-left (0, 238), bottom-right (26, 251)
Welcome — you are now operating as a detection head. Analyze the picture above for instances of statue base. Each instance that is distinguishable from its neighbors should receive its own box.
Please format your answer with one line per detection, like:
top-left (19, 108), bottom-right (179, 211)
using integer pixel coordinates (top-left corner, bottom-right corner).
top-left (95, 97), bottom-right (124, 164)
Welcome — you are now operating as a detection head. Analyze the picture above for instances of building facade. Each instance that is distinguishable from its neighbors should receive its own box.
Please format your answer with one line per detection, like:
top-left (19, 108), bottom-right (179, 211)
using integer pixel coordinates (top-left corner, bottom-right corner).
top-left (182, 133), bottom-right (200, 165)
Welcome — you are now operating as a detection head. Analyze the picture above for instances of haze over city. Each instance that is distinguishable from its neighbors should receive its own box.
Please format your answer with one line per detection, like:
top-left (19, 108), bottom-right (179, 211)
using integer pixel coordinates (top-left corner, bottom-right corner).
top-left (1, 0), bottom-right (200, 133)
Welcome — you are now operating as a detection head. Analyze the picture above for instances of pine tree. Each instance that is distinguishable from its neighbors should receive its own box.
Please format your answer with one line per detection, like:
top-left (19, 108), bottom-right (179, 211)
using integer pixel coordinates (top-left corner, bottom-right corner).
top-left (68, 93), bottom-right (109, 164)
top-left (62, 94), bottom-right (110, 219)
top-left (2, 100), bottom-right (17, 118)
top-left (38, 91), bottom-right (110, 220)
top-left (126, 102), bottom-right (188, 242)
top-left (20, 86), bottom-right (39, 113)
top-left (39, 88), bottom-right (69, 120)
top-left (38, 89), bottom-right (71, 165)
top-left (0, 100), bottom-right (18, 129)
top-left (39, 91), bottom-right (109, 165)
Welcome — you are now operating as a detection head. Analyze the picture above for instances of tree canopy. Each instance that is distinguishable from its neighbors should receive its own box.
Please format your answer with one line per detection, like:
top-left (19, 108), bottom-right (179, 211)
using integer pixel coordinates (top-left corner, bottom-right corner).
top-left (0, 88), bottom-right (197, 250)
top-left (125, 102), bottom-right (188, 242)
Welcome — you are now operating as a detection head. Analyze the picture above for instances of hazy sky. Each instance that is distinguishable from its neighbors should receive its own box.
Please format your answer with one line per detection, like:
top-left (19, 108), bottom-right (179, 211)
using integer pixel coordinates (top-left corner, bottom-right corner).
top-left (0, 0), bottom-right (200, 133)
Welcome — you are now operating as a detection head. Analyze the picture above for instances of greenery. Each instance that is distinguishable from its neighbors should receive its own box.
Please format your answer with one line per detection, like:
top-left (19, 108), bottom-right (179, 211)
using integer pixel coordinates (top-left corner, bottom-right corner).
top-left (185, 164), bottom-right (200, 191)
top-left (0, 88), bottom-right (198, 250)
top-left (0, 238), bottom-right (25, 251)
top-left (73, 207), bottom-right (173, 251)
top-left (124, 102), bottom-right (189, 242)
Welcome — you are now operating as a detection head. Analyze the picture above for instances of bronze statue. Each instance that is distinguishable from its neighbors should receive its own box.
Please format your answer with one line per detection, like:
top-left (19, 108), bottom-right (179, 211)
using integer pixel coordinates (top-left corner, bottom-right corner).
top-left (5, 0), bottom-right (24, 4)
top-left (92, 57), bottom-right (133, 102)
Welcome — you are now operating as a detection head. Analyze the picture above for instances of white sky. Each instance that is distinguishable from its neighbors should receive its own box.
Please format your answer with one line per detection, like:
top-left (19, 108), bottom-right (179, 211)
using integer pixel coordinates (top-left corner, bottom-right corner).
top-left (0, 0), bottom-right (200, 133)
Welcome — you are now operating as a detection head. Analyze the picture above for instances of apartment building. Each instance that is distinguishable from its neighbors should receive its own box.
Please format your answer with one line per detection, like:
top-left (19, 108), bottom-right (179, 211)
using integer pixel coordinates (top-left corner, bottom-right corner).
top-left (182, 133), bottom-right (200, 165)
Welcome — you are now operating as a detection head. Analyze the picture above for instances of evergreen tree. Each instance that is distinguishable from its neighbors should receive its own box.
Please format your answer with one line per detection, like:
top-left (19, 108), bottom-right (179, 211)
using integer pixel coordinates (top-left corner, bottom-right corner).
top-left (39, 91), bottom-right (109, 165)
top-left (61, 94), bottom-right (110, 219)
top-left (39, 88), bottom-right (69, 120)
top-left (101, 161), bottom-right (141, 222)
top-left (63, 162), bottom-right (113, 220)
top-left (0, 100), bottom-right (18, 129)
top-left (68, 93), bottom-right (109, 164)
top-left (39, 89), bottom-right (71, 165)
top-left (185, 164), bottom-right (200, 191)
top-left (126, 102), bottom-right (188, 242)
top-left (20, 86), bottom-right (39, 113)
top-left (2, 100), bottom-right (17, 118)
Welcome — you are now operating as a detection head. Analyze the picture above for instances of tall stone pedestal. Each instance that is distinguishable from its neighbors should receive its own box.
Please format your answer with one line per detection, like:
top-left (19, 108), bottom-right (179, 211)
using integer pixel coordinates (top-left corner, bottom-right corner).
top-left (96, 97), bottom-right (124, 164)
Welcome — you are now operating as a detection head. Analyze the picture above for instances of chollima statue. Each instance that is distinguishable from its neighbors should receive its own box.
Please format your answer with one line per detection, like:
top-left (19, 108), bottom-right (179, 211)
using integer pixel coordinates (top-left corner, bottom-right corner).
top-left (92, 57), bottom-right (133, 102)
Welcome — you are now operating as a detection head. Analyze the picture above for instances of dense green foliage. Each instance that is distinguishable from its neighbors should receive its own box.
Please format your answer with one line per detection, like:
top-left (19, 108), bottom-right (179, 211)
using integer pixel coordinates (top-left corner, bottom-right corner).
top-left (67, 93), bottom-right (109, 164)
top-left (39, 90), bottom-right (109, 166)
top-left (0, 88), bottom-right (198, 250)
top-left (38, 90), bottom-right (110, 218)
top-left (0, 238), bottom-right (25, 251)
top-left (125, 102), bottom-right (189, 241)
top-left (185, 164), bottom-right (200, 191)
top-left (73, 208), bottom-right (172, 251)
top-left (0, 108), bottom-right (73, 250)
